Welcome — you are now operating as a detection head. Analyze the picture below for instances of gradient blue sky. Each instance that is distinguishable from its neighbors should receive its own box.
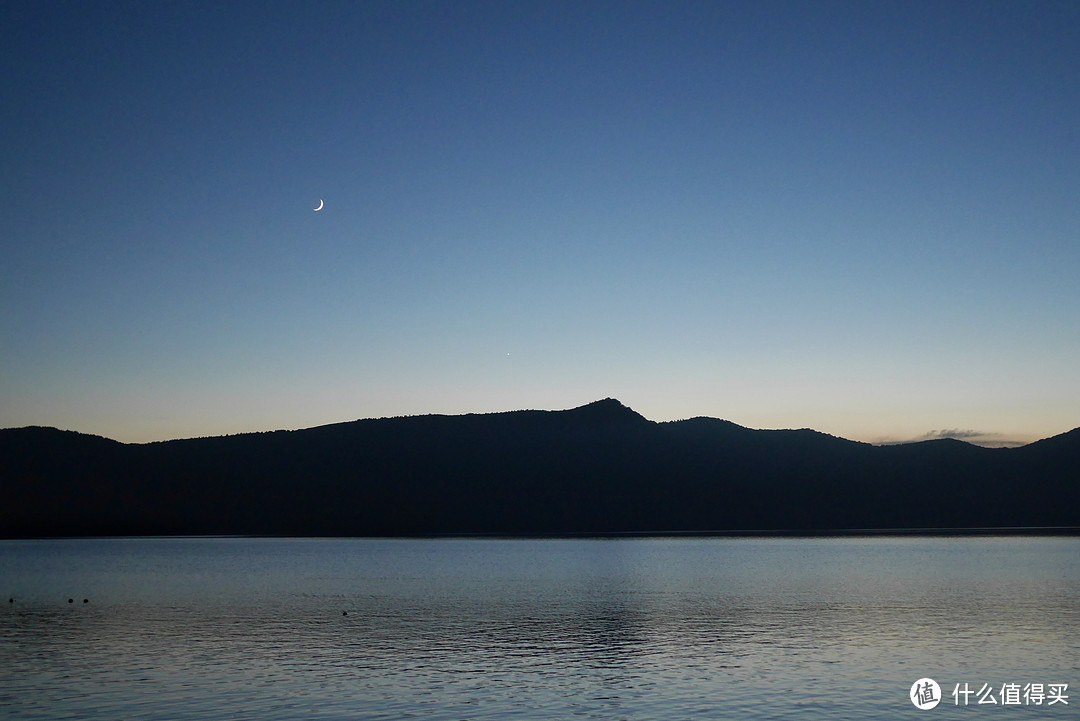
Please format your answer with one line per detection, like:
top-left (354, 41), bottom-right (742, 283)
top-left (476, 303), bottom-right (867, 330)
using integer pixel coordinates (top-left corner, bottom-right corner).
top-left (3, 1), bottom-right (1078, 445)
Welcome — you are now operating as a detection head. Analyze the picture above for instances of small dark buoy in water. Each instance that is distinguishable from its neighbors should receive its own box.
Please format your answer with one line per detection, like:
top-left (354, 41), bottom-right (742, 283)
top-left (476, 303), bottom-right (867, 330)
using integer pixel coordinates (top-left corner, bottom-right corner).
top-left (8, 598), bottom-right (12, 604)
top-left (83, 599), bottom-right (89, 604)
top-left (68, 598), bottom-right (74, 604)
top-left (342, 611), bottom-right (348, 616)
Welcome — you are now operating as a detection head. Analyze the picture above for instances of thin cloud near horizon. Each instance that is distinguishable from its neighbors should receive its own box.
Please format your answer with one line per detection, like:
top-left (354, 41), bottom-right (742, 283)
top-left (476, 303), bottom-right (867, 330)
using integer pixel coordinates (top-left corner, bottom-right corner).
top-left (874, 429), bottom-right (1030, 449)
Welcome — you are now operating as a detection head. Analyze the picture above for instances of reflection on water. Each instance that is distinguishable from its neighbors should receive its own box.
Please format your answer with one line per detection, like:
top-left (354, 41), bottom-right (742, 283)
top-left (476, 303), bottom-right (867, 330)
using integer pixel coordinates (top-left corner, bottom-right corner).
top-left (2, 537), bottom-right (1078, 719)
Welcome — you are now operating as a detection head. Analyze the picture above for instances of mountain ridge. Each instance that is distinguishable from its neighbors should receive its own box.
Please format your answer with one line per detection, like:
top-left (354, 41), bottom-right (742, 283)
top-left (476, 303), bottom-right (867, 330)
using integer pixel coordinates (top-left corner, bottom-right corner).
top-left (6, 397), bottom-right (1075, 449)
top-left (2, 399), bottom-right (1077, 538)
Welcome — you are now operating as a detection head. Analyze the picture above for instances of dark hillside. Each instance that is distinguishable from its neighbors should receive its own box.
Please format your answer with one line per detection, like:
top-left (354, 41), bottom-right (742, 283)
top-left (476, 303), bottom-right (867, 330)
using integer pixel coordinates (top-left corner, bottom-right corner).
top-left (1, 400), bottom-right (1077, 537)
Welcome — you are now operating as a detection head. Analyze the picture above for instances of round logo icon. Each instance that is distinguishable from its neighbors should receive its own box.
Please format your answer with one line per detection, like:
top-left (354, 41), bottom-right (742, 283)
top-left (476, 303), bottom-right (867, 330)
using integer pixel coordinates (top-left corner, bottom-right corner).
top-left (910, 678), bottom-right (941, 710)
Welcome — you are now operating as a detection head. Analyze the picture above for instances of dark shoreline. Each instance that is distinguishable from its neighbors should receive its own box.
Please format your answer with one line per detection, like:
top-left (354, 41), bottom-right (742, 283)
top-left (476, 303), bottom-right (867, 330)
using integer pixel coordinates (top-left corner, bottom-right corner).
top-left (6, 527), bottom-right (1080, 541)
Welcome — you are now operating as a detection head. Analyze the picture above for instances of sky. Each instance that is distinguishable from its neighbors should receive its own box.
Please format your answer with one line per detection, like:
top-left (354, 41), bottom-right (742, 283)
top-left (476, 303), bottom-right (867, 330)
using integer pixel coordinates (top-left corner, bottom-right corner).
top-left (3, 0), bottom-right (1078, 447)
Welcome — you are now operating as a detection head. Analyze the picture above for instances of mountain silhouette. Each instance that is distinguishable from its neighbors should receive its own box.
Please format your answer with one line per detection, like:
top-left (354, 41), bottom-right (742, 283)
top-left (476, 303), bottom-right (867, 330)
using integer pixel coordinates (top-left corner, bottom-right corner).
top-left (1, 399), bottom-right (1077, 537)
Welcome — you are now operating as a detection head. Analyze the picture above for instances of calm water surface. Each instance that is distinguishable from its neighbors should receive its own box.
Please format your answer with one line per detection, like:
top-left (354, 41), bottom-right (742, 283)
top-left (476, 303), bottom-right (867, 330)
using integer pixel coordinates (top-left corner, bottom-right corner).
top-left (1, 537), bottom-right (1077, 719)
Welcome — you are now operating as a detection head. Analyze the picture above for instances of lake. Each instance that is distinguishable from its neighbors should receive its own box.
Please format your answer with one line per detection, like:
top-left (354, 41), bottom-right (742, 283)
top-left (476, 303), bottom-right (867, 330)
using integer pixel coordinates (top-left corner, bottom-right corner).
top-left (1, 536), bottom-right (1077, 719)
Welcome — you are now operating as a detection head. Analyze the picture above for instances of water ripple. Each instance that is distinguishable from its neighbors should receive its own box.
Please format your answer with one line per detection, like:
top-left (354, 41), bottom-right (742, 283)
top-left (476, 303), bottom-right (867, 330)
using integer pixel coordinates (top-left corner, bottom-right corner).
top-left (2, 537), bottom-right (1078, 719)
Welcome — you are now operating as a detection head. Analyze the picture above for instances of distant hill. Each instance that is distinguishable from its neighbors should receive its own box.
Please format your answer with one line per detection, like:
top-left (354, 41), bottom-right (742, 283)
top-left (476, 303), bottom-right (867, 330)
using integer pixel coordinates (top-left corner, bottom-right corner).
top-left (1, 399), bottom-right (1077, 537)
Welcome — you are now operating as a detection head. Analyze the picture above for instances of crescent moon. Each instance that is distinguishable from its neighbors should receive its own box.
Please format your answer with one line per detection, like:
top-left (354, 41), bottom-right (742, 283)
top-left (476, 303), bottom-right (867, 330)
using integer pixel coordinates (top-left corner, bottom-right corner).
top-left (313, 199), bottom-right (324, 211)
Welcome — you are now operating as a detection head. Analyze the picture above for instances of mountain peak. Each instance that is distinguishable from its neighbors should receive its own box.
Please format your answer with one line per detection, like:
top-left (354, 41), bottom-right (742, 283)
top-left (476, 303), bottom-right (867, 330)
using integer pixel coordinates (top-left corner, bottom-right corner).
top-left (563, 398), bottom-right (650, 424)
